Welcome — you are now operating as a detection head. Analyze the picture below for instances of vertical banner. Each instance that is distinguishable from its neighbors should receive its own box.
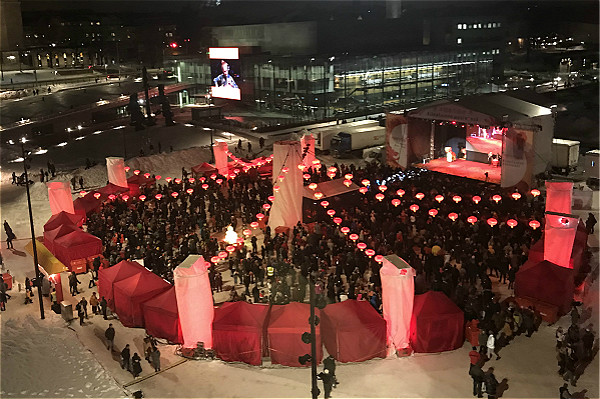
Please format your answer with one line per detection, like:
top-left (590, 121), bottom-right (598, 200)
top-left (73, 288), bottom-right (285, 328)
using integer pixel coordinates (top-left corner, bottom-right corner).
top-left (544, 213), bottom-right (579, 268)
top-left (174, 255), bottom-right (214, 348)
top-left (380, 255), bottom-right (415, 354)
top-left (213, 139), bottom-right (229, 176)
top-left (46, 182), bottom-right (75, 215)
top-left (105, 157), bottom-right (128, 188)
top-left (501, 126), bottom-right (534, 188)
top-left (386, 113), bottom-right (409, 168)
top-left (545, 181), bottom-right (573, 214)
top-left (300, 132), bottom-right (316, 169)
top-left (268, 141), bottom-right (303, 229)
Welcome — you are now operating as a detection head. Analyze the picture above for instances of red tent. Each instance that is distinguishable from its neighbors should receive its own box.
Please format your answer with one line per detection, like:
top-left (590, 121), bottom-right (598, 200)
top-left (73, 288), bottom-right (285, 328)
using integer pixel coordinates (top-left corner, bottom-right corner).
top-left (73, 194), bottom-right (103, 219)
top-left (98, 260), bottom-right (147, 309)
top-left (212, 301), bottom-right (270, 365)
top-left (267, 302), bottom-right (322, 367)
top-left (191, 162), bottom-right (217, 176)
top-left (514, 259), bottom-right (574, 315)
top-left (127, 174), bottom-right (156, 186)
top-left (43, 211), bottom-right (83, 231)
top-left (53, 230), bottom-right (103, 267)
top-left (141, 286), bottom-right (183, 344)
top-left (410, 291), bottom-right (464, 353)
top-left (321, 300), bottom-right (387, 363)
top-left (96, 183), bottom-right (129, 197)
top-left (112, 272), bottom-right (171, 327)
top-left (43, 224), bottom-right (79, 253)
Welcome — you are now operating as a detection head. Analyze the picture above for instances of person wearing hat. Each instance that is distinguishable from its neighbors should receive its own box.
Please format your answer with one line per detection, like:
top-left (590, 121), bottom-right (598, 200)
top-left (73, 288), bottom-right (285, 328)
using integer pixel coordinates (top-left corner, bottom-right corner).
top-left (317, 368), bottom-right (334, 399)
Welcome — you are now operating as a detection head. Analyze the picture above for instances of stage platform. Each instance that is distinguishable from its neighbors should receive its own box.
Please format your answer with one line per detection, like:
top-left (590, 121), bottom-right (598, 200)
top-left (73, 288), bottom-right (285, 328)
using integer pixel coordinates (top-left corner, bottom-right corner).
top-left (466, 136), bottom-right (502, 154)
top-left (416, 158), bottom-right (501, 184)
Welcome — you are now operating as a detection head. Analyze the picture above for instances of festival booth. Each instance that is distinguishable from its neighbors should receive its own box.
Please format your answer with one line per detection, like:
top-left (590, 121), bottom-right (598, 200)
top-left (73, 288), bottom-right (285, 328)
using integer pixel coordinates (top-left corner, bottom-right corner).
top-left (43, 211), bottom-right (83, 231)
top-left (52, 230), bottom-right (103, 273)
top-left (191, 162), bottom-right (218, 177)
top-left (73, 194), bottom-right (102, 220)
top-left (98, 260), bottom-right (147, 309)
top-left (141, 286), bottom-right (183, 344)
top-left (267, 302), bottom-right (322, 367)
top-left (410, 291), bottom-right (464, 353)
top-left (321, 300), bottom-right (387, 363)
top-left (24, 239), bottom-right (68, 303)
top-left (127, 173), bottom-right (157, 196)
top-left (43, 224), bottom-right (79, 253)
top-left (95, 183), bottom-right (129, 198)
top-left (514, 260), bottom-right (574, 321)
top-left (112, 271), bottom-right (171, 328)
top-left (302, 178), bottom-right (361, 223)
top-left (212, 301), bottom-right (270, 365)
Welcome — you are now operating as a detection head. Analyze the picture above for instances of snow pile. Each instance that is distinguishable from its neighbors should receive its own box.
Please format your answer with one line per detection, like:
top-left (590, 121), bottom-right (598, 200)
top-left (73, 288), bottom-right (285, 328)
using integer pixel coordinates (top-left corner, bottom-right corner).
top-left (125, 147), bottom-right (212, 179)
top-left (1, 314), bottom-right (125, 398)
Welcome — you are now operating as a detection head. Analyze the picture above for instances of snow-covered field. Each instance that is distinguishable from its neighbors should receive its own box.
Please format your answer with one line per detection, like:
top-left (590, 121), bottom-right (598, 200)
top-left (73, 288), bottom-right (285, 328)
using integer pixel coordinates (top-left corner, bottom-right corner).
top-left (0, 123), bottom-right (598, 399)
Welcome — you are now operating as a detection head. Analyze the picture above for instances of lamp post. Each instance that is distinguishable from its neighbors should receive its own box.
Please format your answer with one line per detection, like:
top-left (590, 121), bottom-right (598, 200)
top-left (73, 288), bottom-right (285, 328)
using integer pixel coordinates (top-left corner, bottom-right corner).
top-left (308, 276), bottom-right (319, 399)
top-left (21, 138), bottom-right (45, 320)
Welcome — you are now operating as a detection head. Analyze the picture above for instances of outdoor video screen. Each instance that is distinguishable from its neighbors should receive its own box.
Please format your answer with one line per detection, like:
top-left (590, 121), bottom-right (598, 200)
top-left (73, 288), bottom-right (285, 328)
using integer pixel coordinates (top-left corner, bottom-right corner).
top-left (209, 47), bottom-right (241, 100)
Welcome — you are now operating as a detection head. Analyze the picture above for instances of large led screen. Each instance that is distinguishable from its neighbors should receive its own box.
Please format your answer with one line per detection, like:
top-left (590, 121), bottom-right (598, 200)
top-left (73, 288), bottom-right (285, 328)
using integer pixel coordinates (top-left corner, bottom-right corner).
top-left (209, 47), bottom-right (241, 101)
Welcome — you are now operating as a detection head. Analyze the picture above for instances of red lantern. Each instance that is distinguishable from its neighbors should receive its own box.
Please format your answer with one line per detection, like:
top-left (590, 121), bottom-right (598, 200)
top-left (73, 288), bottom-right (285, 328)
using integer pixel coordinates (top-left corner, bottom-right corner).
top-left (428, 209), bottom-right (438, 217)
top-left (267, 195), bottom-right (275, 202)
top-left (415, 192), bottom-right (425, 200)
top-left (375, 254), bottom-right (384, 263)
top-left (327, 171), bottom-right (336, 179)
top-left (139, 195), bottom-right (146, 201)
top-left (375, 193), bottom-right (385, 201)
top-left (303, 173), bottom-right (311, 180)
top-left (435, 195), bottom-right (444, 203)
top-left (122, 194), bottom-right (129, 201)
top-left (340, 227), bottom-right (350, 235)
top-left (379, 185), bottom-right (388, 192)
top-left (93, 192), bottom-right (101, 199)
top-left (357, 242), bottom-right (367, 251)
top-left (144, 172), bottom-right (151, 179)
top-left (391, 199), bottom-right (401, 207)
top-left (226, 245), bottom-right (236, 253)
top-left (155, 175), bottom-right (162, 180)
top-left (344, 173), bottom-right (353, 180)
top-left (218, 251), bottom-right (228, 259)
top-left (328, 166), bottom-right (337, 173)
top-left (262, 203), bottom-right (271, 211)
top-left (108, 194), bottom-right (116, 200)
top-left (452, 195), bottom-right (462, 203)
top-left (80, 190), bottom-right (87, 197)
top-left (155, 194), bottom-right (163, 200)
top-left (202, 184), bottom-right (209, 190)
top-left (314, 192), bottom-right (324, 200)
top-left (365, 249), bottom-right (375, 258)
top-left (487, 218), bottom-right (498, 227)
top-left (124, 166), bottom-right (130, 172)
top-left (133, 169), bottom-right (140, 175)
top-left (327, 209), bottom-right (336, 217)
top-left (359, 187), bottom-right (368, 194)
top-left (298, 164), bottom-right (306, 171)
top-left (467, 216), bottom-right (477, 224)
top-left (410, 204), bottom-right (419, 212)
top-left (216, 179), bottom-right (223, 185)
top-left (492, 194), bottom-right (502, 203)
top-left (507, 219), bottom-right (518, 228)
top-left (308, 183), bottom-right (318, 190)
top-left (472, 195), bottom-right (481, 204)
top-left (166, 177), bottom-right (173, 183)
top-left (349, 233), bottom-right (359, 242)
top-left (243, 229), bottom-right (252, 236)
top-left (530, 189), bottom-right (541, 197)
top-left (320, 201), bottom-right (329, 208)
top-left (278, 175), bottom-right (285, 182)
top-left (256, 213), bottom-right (265, 220)
top-left (171, 192), bottom-right (179, 198)
top-left (511, 192), bottom-right (522, 200)
top-left (333, 217), bottom-right (342, 225)
top-left (250, 221), bottom-right (259, 229)
top-left (361, 179), bottom-right (370, 187)
top-left (282, 167), bottom-right (290, 173)
top-left (396, 189), bottom-right (405, 197)
top-left (448, 212), bottom-right (458, 221)
top-left (210, 174), bottom-right (217, 180)
top-left (343, 180), bottom-right (352, 187)
top-left (273, 185), bottom-right (281, 193)
top-left (187, 188), bottom-right (194, 195)
top-left (529, 220), bottom-right (541, 230)
top-left (188, 177), bottom-right (195, 183)
top-left (200, 177), bottom-right (206, 183)
top-left (210, 256), bottom-right (220, 264)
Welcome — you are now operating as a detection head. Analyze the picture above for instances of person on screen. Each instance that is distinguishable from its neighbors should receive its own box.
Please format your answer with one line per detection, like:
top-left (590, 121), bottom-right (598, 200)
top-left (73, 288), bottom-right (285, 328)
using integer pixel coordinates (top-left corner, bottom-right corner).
top-left (213, 60), bottom-right (238, 88)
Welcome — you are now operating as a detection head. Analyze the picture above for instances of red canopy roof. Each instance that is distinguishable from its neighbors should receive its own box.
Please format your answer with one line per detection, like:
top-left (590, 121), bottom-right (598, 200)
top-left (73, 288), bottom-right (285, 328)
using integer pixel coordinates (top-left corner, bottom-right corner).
top-left (515, 259), bottom-right (574, 315)
top-left (43, 211), bottom-right (83, 231)
top-left (98, 260), bottom-right (147, 308)
top-left (43, 224), bottom-right (79, 253)
top-left (141, 286), bottom-right (182, 344)
top-left (112, 272), bottom-right (171, 327)
top-left (191, 162), bottom-right (217, 174)
top-left (127, 174), bottom-right (156, 186)
top-left (52, 230), bottom-right (103, 266)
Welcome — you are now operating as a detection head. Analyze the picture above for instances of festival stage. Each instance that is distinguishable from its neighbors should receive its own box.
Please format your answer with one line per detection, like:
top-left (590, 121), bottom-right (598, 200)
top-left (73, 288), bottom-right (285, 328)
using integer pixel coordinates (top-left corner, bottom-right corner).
top-left (466, 136), bottom-right (502, 154)
top-left (416, 158), bottom-right (501, 184)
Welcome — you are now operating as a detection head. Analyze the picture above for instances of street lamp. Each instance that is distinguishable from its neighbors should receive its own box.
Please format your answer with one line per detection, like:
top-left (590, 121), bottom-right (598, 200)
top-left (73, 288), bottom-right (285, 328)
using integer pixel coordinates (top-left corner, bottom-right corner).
top-left (299, 271), bottom-right (322, 399)
top-left (20, 137), bottom-right (45, 320)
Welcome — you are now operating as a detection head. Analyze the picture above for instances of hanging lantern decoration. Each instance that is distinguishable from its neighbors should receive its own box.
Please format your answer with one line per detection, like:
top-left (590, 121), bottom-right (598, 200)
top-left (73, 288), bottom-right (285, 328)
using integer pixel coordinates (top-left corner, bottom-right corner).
top-left (343, 180), bottom-right (352, 187)
top-left (210, 174), bottom-right (217, 180)
top-left (472, 195), bottom-right (481, 204)
top-left (124, 166), bottom-right (130, 172)
top-left (333, 217), bottom-right (342, 225)
top-left (188, 177), bottom-right (195, 183)
top-left (511, 192), bottom-right (522, 200)
top-left (391, 199), bottom-right (401, 207)
top-left (487, 217), bottom-right (498, 227)
top-left (529, 220), bottom-right (541, 230)
top-left (435, 195), bottom-right (444, 203)
top-left (303, 173), bottom-right (311, 180)
top-left (320, 200), bottom-right (329, 208)
top-left (256, 213), bottom-right (265, 221)
top-left (282, 166), bottom-right (290, 173)
top-left (428, 209), bottom-right (438, 217)
top-left (467, 216), bottom-right (477, 224)
top-left (108, 194), bottom-right (116, 201)
top-left (273, 185), bottom-right (281, 193)
top-left (327, 171), bottom-right (336, 179)
top-left (359, 187), bottom-right (368, 194)
top-left (250, 221), bottom-right (259, 229)
top-left (278, 175), bottom-right (285, 182)
top-left (452, 195), bottom-right (462, 203)
top-left (379, 185), bottom-right (388, 192)
top-left (186, 188), bottom-right (194, 194)
top-left (218, 251), bottom-right (228, 259)
top-left (139, 195), bottom-right (146, 201)
top-left (349, 233), bottom-right (359, 242)
top-left (268, 195), bottom-right (275, 202)
top-left (326, 209), bottom-right (336, 217)
top-left (314, 192), bottom-right (324, 200)
top-left (375, 254), bottom-right (384, 263)
top-left (328, 166), bottom-right (337, 174)
top-left (166, 177), bottom-right (173, 183)
top-left (344, 173), bottom-right (353, 180)
top-left (122, 194), bottom-right (129, 201)
top-left (155, 175), bottom-right (162, 180)
top-left (297, 164), bottom-right (306, 171)
top-left (340, 226), bottom-right (350, 235)
top-left (410, 204), bottom-right (419, 212)
top-left (357, 242), bottom-right (367, 251)
top-left (201, 183), bottom-right (210, 190)
top-left (93, 192), bottom-right (102, 199)
top-left (492, 194), bottom-right (502, 203)
top-left (216, 179), bottom-right (223, 185)
top-left (262, 203), bottom-right (271, 211)
top-left (375, 193), bottom-right (385, 201)
top-left (361, 179), bottom-right (370, 186)
top-left (243, 229), bottom-right (252, 237)
top-left (200, 177), bottom-right (206, 183)
top-left (415, 192), bottom-right (425, 200)
top-left (365, 249), bottom-right (376, 258)
top-left (226, 245), bottom-right (236, 253)
top-left (133, 169), bottom-right (140, 175)
top-left (308, 183), bottom-right (318, 190)
top-left (210, 256), bottom-right (220, 264)
top-left (507, 219), bottom-right (518, 228)
top-left (234, 169), bottom-right (240, 175)
top-left (80, 191), bottom-right (87, 197)
top-left (396, 189), bottom-right (405, 197)
top-left (144, 172), bottom-right (151, 179)
top-left (171, 192), bottom-right (179, 198)
top-left (530, 189), bottom-right (541, 197)
top-left (175, 178), bottom-right (182, 184)
top-left (155, 194), bottom-right (163, 200)
top-left (448, 212), bottom-right (458, 221)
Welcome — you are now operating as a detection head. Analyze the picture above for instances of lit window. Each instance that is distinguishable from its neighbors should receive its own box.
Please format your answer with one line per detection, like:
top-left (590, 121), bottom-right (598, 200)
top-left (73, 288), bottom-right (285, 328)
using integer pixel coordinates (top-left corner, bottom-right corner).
top-left (497, 22), bottom-right (501, 27)
top-left (468, 24), bottom-right (473, 29)
top-left (487, 23), bottom-right (492, 28)
top-left (478, 24), bottom-right (482, 29)
top-left (457, 24), bottom-right (462, 30)
top-left (457, 38), bottom-right (462, 44)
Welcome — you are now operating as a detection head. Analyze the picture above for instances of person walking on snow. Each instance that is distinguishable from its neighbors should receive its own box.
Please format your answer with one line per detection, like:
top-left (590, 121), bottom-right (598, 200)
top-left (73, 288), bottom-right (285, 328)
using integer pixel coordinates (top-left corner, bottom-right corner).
top-left (120, 344), bottom-right (131, 370)
top-left (105, 323), bottom-right (115, 351)
top-left (100, 296), bottom-right (108, 319)
top-left (90, 292), bottom-right (99, 315)
top-left (486, 331), bottom-right (497, 360)
top-left (131, 352), bottom-right (142, 377)
top-left (150, 347), bottom-right (161, 372)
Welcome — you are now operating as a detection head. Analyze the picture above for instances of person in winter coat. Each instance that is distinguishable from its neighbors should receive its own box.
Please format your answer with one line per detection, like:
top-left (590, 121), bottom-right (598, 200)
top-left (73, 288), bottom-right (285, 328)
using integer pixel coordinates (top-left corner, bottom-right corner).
top-left (486, 331), bottom-right (498, 360)
top-left (105, 324), bottom-right (115, 351)
top-left (76, 301), bottom-right (85, 325)
top-left (25, 277), bottom-right (34, 296)
top-left (90, 292), bottom-right (99, 314)
top-left (317, 368), bottom-right (334, 399)
top-left (79, 296), bottom-right (88, 318)
top-left (484, 367), bottom-right (499, 399)
top-left (469, 360), bottom-right (485, 398)
top-left (131, 353), bottom-right (142, 377)
top-left (120, 344), bottom-right (131, 370)
top-left (150, 347), bottom-right (161, 372)
top-left (100, 296), bottom-right (108, 319)
top-left (68, 272), bottom-right (80, 296)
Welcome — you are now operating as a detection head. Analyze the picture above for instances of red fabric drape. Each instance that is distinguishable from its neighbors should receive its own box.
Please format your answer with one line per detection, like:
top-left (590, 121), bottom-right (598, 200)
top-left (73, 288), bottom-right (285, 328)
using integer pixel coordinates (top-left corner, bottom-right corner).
top-left (544, 214), bottom-right (579, 268)
top-left (545, 181), bottom-right (573, 214)
top-left (112, 272), bottom-right (171, 328)
top-left (514, 260), bottom-right (574, 315)
top-left (98, 260), bottom-right (147, 309)
top-left (141, 286), bottom-right (183, 344)
top-left (53, 230), bottom-right (103, 266)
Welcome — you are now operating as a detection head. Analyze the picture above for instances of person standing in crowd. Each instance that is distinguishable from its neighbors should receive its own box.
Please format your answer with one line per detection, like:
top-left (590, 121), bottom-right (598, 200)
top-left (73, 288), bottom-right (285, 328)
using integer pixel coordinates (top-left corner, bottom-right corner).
top-left (317, 368), bottom-right (334, 399)
top-left (68, 272), bottom-right (80, 296)
top-left (586, 212), bottom-right (597, 234)
top-left (90, 292), bottom-right (99, 315)
top-left (79, 296), bottom-right (88, 319)
top-left (150, 347), bottom-right (161, 372)
top-left (486, 331), bottom-right (497, 360)
top-left (100, 296), bottom-right (108, 319)
top-left (76, 299), bottom-right (85, 326)
top-left (131, 352), bottom-right (142, 378)
top-left (105, 323), bottom-right (115, 351)
top-left (120, 344), bottom-right (131, 371)
top-left (88, 267), bottom-right (96, 288)
top-left (484, 367), bottom-right (499, 399)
